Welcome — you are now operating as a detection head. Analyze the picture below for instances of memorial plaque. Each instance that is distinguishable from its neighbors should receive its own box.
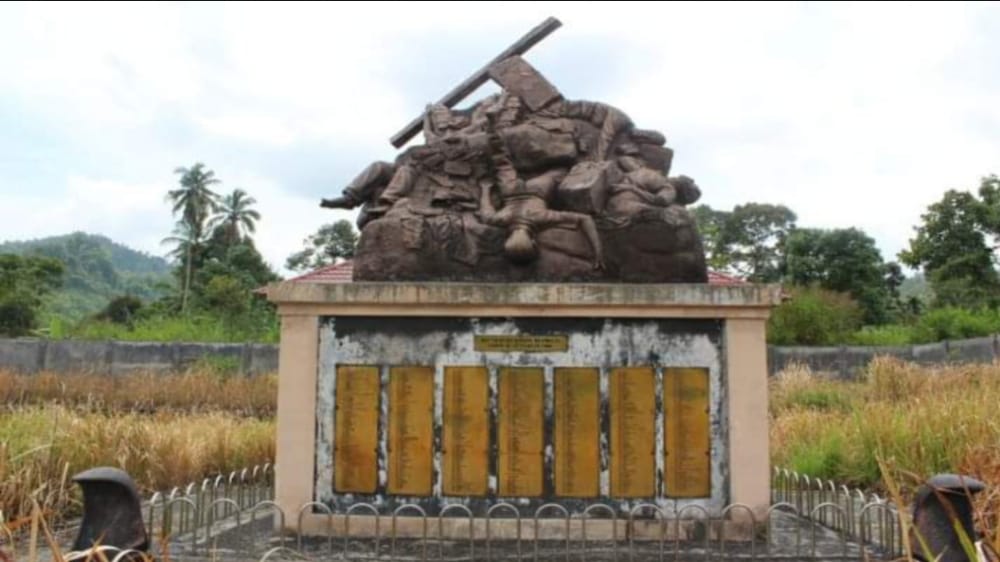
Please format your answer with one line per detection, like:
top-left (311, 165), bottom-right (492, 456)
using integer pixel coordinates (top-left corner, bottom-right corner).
top-left (609, 367), bottom-right (656, 498)
top-left (664, 368), bottom-right (711, 497)
top-left (442, 366), bottom-right (490, 496)
top-left (334, 365), bottom-right (380, 493)
top-left (387, 366), bottom-right (435, 496)
top-left (554, 368), bottom-right (600, 497)
top-left (497, 367), bottom-right (544, 497)
top-left (474, 335), bottom-right (568, 352)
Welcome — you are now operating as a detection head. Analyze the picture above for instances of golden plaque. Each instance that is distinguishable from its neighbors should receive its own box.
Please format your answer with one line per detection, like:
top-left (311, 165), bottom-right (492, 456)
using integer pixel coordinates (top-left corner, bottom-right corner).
top-left (387, 366), bottom-right (435, 496)
top-left (497, 367), bottom-right (544, 497)
top-left (664, 368), bottom-right (711, 497)
top-left (474, 335), bottom-right (568, 352)
top-left (610, 367), bottom-right (656, 498)
top-left (442, 366), bottom-right (490, 496)
top-left (554, 368), bottom-right (600, 497)
top-left (334, 365), bottom-right (380, 493)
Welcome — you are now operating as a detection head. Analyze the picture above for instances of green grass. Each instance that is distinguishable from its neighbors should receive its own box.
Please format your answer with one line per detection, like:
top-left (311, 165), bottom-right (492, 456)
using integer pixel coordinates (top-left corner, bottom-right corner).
top-left (64, 313), bottom-right (279, 343)
top-left (848, 324), bottom-right (915, 346)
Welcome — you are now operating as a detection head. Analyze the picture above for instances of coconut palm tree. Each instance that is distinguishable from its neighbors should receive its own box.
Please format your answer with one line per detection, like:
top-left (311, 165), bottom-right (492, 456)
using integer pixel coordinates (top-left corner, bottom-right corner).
top-left (160, 221), bottom-right (197, 309)
top-left (209, 188), bottom-right (261, 246)
top-left (167, 163), bottom-right (220, 311)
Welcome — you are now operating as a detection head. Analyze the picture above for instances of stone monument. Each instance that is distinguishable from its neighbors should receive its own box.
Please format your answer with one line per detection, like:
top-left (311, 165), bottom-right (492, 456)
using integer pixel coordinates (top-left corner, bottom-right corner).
top-left (267, 17), bottom-right (780, 540)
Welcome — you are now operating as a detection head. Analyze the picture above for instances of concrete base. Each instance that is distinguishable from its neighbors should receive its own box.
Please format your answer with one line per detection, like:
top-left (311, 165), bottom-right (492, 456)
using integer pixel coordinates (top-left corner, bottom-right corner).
top-left (294, 513), bottom-right (759, 541)
top-left (267, 282), bottom-right (780, 536)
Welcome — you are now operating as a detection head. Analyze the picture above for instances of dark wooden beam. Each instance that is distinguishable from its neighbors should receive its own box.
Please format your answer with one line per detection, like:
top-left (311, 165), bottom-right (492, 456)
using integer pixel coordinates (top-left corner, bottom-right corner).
top-left (389, 16), bottom-right (562, 148)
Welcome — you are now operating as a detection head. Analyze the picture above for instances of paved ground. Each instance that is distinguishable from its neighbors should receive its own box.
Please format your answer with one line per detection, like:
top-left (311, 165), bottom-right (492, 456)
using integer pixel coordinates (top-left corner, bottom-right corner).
top-left (145, 510), bottom-right (894, 561)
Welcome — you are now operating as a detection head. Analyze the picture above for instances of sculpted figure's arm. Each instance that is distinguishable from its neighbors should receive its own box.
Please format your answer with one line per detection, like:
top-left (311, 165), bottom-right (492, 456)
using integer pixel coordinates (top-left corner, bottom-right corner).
top-left (321, 161), bottom-right (395, 209)
top-left (533, 208), bottom-right (604, 271)
top-left (477, 182), bottom-right (508, 227)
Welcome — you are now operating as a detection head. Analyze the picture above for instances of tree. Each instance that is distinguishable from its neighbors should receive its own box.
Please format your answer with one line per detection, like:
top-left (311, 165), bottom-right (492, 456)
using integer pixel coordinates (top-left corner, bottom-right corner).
top-left (783, 227), bottom-right (893, 324)
top-left (167, 163), bottom-right (221, 311)
top-left (690, 205), bottom-right (732, 271)
top-left (285, 220), bottom-right (359, 272)
top-left (0, 254), bottom-right (64, 336)
top-left (714, 203), bottom-right (797, 281)
top-left (209, 188), bottom-right (261, 246)
top-left (899, 177), bottom-right (1000, 308)
top-left (96, 295), bottom-right (143, 326)
top-left (161, 222), bottom-right (205, 307)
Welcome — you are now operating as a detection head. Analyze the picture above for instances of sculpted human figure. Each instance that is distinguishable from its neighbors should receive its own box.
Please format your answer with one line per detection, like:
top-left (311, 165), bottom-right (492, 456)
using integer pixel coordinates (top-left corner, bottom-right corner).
top-left (320, 103), bottom-right (487, 227)
top-left (477, 100), bottom-right (604, 269)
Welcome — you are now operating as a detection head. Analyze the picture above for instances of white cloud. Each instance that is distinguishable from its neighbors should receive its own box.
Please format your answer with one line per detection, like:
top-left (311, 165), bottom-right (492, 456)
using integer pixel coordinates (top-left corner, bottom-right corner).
top-left (1, 175), bottom-right (174, 258)
top-left (1, 1), bottom-right (999, 274)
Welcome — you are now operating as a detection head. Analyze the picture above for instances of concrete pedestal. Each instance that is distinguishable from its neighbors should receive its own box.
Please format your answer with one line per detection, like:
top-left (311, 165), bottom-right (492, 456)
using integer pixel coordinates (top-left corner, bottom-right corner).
top-left (266, 282), bottom-right (780, 538)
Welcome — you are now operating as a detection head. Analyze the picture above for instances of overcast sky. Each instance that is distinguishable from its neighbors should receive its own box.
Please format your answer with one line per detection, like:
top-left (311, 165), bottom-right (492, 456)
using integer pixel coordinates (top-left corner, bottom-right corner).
top-left (1, 1), bottom-right (998, 275)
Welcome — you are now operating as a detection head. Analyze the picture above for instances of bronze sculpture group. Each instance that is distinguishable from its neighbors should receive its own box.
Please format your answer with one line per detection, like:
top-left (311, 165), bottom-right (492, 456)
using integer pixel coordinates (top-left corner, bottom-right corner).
top-left (321, 20), bottom-right (707, 283)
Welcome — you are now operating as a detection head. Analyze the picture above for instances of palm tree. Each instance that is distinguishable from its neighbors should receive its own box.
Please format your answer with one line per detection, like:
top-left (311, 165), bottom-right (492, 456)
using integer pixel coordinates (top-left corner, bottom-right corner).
top-left (161, 222), bottom-right (195, 262)
top-left (209, 188), bottom-right (261, 246)
top-left (167, 163), bottom-right (221, 311)
top-left (160, 222), bottom-right (195, 306)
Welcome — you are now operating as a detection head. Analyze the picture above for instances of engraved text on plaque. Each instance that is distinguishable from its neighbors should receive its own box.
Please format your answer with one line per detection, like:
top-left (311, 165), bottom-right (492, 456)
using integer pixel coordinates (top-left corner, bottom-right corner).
top-left (498, 367), bottom-right (544, 497)
top-left (334, 365), bottom-right (380, 493)
top-left (387, 366), bottom-right (435, 496)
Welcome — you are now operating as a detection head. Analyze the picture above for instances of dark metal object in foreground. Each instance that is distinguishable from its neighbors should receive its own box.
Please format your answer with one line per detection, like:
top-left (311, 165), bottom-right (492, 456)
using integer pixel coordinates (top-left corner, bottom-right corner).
top-left (70, 467), bottom-right (149, 554)
top-left (911, 474), bottom-right (989, 562)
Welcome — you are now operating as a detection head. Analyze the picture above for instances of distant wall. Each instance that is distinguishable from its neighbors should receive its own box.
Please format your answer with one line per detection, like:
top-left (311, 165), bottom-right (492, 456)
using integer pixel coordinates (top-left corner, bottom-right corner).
top-left (1, 336), bottom-right (998, 379)
top-left (0, 339), bottom-right (278, 376)
top-left (767, 336), bottom-right (998, 379)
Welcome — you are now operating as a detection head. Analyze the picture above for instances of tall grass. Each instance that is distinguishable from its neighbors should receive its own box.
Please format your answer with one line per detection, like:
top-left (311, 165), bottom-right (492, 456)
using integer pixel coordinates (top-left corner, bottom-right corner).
top-left (0, 369), bottom-right (277, 417)
top-left (771, 357), bottom-right (1000, 547)
top-left (0, 369), bottom-right (277, 529)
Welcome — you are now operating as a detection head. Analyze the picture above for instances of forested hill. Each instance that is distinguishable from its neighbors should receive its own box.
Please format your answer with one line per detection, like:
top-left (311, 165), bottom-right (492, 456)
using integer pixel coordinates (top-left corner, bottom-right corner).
top-left (0, 232), bottom-right (173, 321)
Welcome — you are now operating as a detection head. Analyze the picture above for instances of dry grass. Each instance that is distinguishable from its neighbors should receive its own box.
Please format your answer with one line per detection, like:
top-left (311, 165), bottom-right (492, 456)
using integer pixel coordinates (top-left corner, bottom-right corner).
top-left (0, 369), bottom-right (277, 417)
top-left (0, 369), bottom-right (277, 530)
top-left (771, 356), bottom-right (1000, 548)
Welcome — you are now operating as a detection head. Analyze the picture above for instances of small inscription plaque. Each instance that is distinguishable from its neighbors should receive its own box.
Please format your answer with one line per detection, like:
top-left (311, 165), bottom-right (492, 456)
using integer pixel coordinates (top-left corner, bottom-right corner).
top-left (610, 367), bottom-right (656, 498)
top-left (442, 366), bottom-right (490, 496)
top-left (334, 365), bottom-right (380, 493)
top-left (388, 366), bottom-right (435, 496)
top-left (474, 335), bottom-right (568, 353)
top-left (664, 368), bottom-right (711, 497)
top-left (554, 367), bottom-right (600, 497)
top-left (498, 367), bottom-right (544, 496)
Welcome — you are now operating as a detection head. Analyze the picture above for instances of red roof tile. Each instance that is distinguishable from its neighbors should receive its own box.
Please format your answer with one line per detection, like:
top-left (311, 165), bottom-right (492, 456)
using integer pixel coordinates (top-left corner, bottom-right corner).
top-left (706, 270), bottom-right (746, 285)
top-left (286, 261), bottom-right (355, 283)
top-left (282, 260), bottom-right (746, 285)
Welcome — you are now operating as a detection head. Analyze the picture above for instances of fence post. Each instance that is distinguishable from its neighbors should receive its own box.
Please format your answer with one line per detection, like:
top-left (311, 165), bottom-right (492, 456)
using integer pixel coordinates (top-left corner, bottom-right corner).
top-left (241, 342), bottom-right (253, 376)
top-left (36, 339), bottom-right (47, 373)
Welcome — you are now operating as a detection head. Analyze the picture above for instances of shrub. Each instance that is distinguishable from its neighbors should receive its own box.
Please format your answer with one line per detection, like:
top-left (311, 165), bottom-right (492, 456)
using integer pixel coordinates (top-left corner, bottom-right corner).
top-left (0, 298), bottom-right (37, 337)
top-left (767, 287), bottom-right (863, 345)
top-left (848, 324), bottom-right (915, 346)
top-left (911, 307), bottom-right (1000, 343)
top-left (95, 294), bottom-right (143, 325)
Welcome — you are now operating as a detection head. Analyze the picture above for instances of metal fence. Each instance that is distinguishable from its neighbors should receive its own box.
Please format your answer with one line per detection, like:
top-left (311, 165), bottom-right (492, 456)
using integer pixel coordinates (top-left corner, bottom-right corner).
top-left (145, 462), bottom-right (275, 548)
top-left (77, 465), bottom-right (905, 561)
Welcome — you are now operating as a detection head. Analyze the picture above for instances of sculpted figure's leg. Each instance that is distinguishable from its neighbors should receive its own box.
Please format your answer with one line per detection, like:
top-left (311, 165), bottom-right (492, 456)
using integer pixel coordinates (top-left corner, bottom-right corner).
top-left (378, 164), bottom-right (417, 207)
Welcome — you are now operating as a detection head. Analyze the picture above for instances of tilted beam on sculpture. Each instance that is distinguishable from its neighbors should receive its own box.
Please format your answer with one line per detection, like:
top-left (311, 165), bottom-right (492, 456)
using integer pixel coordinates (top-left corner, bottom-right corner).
top-left (321, 19), bottom-right (708, 283)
